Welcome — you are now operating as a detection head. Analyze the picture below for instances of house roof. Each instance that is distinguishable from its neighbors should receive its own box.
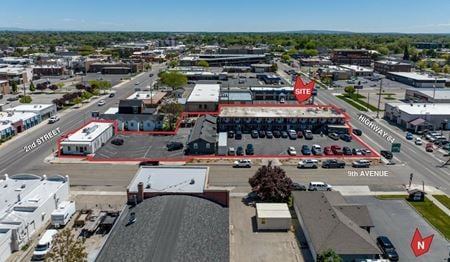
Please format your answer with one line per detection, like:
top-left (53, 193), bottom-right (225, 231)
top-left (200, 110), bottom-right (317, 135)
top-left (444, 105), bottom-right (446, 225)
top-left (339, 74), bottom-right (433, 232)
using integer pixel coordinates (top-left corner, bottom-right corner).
top-left (119, 99), bottom-right (143, 108)
top-left (188, 115), bottom-right (217, 144)
top-left (292, 191), bottom-right (380, 256)
top-left (100, 113), bottom-right (162, 122)
top-left (96, 195), bottom-right (229, 262)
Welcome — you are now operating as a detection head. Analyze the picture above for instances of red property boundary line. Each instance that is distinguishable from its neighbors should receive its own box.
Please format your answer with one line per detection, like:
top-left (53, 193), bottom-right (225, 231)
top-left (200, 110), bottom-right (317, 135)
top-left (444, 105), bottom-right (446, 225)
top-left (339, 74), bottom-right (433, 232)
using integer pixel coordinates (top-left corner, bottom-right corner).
top-left (57, 104), bottom-right (380, 162)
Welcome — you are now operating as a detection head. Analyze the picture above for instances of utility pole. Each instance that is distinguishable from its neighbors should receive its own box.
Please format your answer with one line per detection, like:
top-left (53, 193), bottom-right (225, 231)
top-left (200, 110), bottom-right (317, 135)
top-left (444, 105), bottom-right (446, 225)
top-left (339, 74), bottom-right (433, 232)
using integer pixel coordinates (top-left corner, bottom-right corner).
top-left (432, 76), bottom-right (436, 103)
top-left (376, 78), bottom-right (383, 118)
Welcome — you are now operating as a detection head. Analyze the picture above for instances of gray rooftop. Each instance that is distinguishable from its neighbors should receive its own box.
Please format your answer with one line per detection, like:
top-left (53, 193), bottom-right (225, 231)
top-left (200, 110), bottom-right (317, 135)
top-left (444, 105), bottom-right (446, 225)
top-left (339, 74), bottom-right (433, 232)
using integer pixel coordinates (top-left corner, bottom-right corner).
top-left (293, 191), bottom-right (380, 256)
top-left (188, 115), bottom-right (217, 144)
top-left (406, 88), bottom-right (450, 100)
top-left (96, 195), bottom-right (229, 262)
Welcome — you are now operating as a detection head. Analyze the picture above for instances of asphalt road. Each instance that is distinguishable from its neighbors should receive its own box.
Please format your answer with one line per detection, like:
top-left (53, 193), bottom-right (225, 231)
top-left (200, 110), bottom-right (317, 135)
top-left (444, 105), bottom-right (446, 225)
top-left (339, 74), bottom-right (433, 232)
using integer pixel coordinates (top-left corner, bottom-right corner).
top-left (277, 62), bottom-right (450, 195)
top-left (0, 64), bottom-right (164, 176)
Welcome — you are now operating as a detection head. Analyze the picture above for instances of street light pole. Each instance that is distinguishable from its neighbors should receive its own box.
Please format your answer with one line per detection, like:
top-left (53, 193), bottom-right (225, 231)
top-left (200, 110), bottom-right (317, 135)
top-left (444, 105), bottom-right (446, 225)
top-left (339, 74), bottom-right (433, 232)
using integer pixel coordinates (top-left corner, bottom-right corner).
top-left (376, 78), bottom-right (383, 118)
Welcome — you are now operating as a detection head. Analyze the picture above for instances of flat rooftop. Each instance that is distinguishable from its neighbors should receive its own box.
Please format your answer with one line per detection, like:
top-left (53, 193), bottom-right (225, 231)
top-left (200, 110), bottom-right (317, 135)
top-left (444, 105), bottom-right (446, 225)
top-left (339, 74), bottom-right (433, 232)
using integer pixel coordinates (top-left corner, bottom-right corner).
top-left (219, 106), bottom-right (345, 118)
top-left (128, 166), bottom-right (208, 194)
top-left (406, 88), bottom-right (450, 100)
top-left (387, 102), bottom-right (450, 115)
top-left (0, 111), bottom-right (37, 123)
top-left (388, 72), bottom-right (446, 81)
top-left (376, 60), bottom-right (410, 66)
top-left (340, 64), bottom-right (373, 72)
top-left (187, 84), bottom-right (220, 103)
top-left (6, 104), bottom-right (54, 112)
top-left (62, 122), bottom-right (113, 143)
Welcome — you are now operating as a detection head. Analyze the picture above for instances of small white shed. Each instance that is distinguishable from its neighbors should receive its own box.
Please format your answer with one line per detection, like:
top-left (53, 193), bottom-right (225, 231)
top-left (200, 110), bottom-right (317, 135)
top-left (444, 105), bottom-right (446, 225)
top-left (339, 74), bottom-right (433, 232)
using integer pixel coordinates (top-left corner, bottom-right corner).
top-left (217, 132), bottom-right (228, 156)
top-left (256, 203), bottom-right (291, 231)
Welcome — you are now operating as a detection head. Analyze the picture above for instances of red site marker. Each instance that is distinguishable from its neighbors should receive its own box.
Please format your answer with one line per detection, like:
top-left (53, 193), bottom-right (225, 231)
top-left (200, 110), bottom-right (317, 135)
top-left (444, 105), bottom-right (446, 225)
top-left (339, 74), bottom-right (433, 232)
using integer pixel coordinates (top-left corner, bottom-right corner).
top-left (293, 76), bottom-right (315, 103)
top-left (410, 228), bottom-right (434, 257)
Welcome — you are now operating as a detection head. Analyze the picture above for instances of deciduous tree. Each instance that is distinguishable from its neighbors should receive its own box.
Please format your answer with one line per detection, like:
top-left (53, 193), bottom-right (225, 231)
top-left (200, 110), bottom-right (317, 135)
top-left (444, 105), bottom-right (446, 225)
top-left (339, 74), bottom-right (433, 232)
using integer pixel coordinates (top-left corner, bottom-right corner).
top-left (159, 71), bottom-right (187, 89)
top-left (317, 249), bottom-right (342, 262)
top-left (248, 163), bottom-right (293, 202)
top-left (45, 229), bottom-right (87, 262)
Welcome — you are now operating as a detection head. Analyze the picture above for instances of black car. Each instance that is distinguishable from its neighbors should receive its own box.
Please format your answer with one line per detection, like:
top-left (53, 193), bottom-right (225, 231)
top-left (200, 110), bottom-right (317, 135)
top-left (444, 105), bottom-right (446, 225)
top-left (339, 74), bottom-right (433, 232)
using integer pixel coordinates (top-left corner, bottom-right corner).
top-left (273, 130), bottom-right (281, 138)
top-left (340, 134), bottom-right (353, 142)
top-left (251, 130), bottom-right (258, 138)
top-left (380, 150), bottom-right (393, 160)
top-left (258, 130), bottom-right (266, 138)
top-left (6, 96), bottom-right (19, 101)
top-left (139, 160), bottom-right (159, 166)
top-left (111, 138), bottom-right (124, 145)
top-left (343, 146), bottom-right (352, 155)
top-left (228, 130), bottom-right (235, 138)
top-left (235, 131), bottom-right (242, 140)
top-left (352, 128), bottom-right (362, 136)
top-left (376, 236), bottom-right (399, 261)
top-left (322, 159), bottom-right (346, 168)
top-left (236, 146), bottom-right (244, 156)
top-left (266, 131), bottom-right (273, 138)
top-left (281, 131), bottom-right (288, 138)
top-left (246, 144), bottom-right (254, 155)
top-left (292, 183), bottom-right (307, 191)
top-left (166, 141), bottom-right (184, 151)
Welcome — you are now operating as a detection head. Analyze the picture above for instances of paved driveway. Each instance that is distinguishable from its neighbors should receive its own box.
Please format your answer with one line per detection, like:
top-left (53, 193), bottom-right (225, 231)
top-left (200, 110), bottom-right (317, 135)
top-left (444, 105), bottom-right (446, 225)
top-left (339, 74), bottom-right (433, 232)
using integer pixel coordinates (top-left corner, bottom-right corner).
top-left (345, 196), bottom-right (449, 262)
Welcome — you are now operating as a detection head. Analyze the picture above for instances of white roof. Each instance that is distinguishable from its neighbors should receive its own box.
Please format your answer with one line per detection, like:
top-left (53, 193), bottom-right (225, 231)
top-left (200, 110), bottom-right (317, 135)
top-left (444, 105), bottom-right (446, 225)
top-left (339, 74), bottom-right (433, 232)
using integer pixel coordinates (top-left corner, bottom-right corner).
top-left (51, 201), bottom-right (74, 216)
top-left (256, 203), bottom-right (291, 218)
top-left (388, 72), bottom-right (446, 81)
top-left (7, 104), bottom-right (54, 113)
top-left (127, 91), bottom-right (155, 100)
top-left (62, 122), bottom-right (113, 143)
top-left (376, 60), bottom-right (410, 66)
top-left (38, 229), bottom-right (58, 245)
top-left (219, 106), bottom-right (345, 118)
top-left (128, 166), bottom-right (208, 193)
top-left (387, 102), bottom-right (450, 115)
top-left (187, 84), bottom-right (220, 103)
top-left (0, 111), bottom-right (37, 123)
top-left (340, 64), bottom-right (373, 72)
top-left (406, 88), bottom-right (450, 100)
top-left (104, 107), bottom-right (119, 114)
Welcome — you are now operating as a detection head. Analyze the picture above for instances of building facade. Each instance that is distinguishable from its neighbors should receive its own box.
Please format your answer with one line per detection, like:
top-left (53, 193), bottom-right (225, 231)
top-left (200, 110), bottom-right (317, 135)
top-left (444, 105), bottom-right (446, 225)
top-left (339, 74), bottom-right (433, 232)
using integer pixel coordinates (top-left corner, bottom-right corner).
top-left (331, 49), bottom-right (372, 66)
top-left (386, 72), bottom-right (446, 88)
top-left (374, 60), bottom-right (412, 75)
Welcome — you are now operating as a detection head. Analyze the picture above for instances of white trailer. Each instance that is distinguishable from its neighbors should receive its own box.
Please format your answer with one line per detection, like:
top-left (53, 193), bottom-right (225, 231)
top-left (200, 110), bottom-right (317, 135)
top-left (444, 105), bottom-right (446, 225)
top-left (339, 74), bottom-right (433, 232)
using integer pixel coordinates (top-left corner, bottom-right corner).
top-left (256, 203), bottom-right (291, 231)
top-left (51, 201), bottom-right (76, 228)
top-left (217, 132), bottom-right (228, 156)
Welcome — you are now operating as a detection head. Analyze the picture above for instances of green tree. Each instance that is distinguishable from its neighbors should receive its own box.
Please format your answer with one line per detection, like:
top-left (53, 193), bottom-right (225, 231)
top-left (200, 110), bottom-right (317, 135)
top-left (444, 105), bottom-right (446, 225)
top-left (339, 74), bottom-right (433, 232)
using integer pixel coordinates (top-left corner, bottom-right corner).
top-left (416, 60), bottom-right (426, 70)
top-left (248, 163), bottom-right (293, 202)
top-left (403, 45), bottom-right (410, 60)
top-left (431, 62), bottom-right (441, 73)
top-left (79, 45), bottom-right (96, 56)
top-left (303, 49), bottom-right (318, 57)
top-left (45, 229), bottom-right (87, 262)
top-left (144, 63), bottom-right (152, 71)
top-left (376, 46), bottom-right (389, 56)
top-left (443, 64), bottom-right (450, 74)
top-left (197, 60), bottom-right (209, 68)
top-left (89, 80), bottom-right (112, 90)
top-left (159, 71), bottom-right (187, 89)
top-left (271, 63), bottom-right (278, 72)
top-left (19, 96), bottom-right (32, 103)
top-left (281, 53), bottom-right (291, 62)
top-left (317, 249), bottom-right (342, 262)
top-left (29, 81), bottom-right (36, 92)
top-left (11, 81), bottom-right (18, 93)
top-left (160, 102), bottom-right (184, 129)
top-left (344, 86), bottom-right (355, 95)
top-left (56, 82), bottom-right (65, 89)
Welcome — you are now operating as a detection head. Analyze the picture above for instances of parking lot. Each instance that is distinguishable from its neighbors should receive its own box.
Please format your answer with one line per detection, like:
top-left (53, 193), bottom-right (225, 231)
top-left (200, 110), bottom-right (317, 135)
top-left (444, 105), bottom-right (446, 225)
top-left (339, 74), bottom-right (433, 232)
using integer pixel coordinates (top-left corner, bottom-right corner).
top-left (345, 196), bottom-right (450, 262)
top-left (93, 128), bottom-right (191, 160)
top-left (227, 132), bottom-right (370, 158)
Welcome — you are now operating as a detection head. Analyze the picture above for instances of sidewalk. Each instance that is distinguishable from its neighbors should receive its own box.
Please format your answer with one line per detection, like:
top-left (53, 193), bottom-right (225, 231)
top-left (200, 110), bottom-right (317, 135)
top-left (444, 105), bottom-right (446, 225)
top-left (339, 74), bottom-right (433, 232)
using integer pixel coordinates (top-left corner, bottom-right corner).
top-left (426, 194), bottom-right (450, 217)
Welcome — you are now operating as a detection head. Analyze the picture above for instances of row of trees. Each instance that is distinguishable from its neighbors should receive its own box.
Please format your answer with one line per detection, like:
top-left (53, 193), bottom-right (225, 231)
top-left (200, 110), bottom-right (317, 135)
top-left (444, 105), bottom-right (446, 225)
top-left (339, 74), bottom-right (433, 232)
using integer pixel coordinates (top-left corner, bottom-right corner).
top-left (158, 71), bottom-right (187, 89)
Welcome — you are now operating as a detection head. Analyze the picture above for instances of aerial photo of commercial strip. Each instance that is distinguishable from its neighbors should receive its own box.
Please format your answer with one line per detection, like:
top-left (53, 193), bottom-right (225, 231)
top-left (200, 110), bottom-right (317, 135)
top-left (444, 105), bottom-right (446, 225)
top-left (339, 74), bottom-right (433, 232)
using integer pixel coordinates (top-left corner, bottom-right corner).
top-left (1, 1), bottom-right (450, 262)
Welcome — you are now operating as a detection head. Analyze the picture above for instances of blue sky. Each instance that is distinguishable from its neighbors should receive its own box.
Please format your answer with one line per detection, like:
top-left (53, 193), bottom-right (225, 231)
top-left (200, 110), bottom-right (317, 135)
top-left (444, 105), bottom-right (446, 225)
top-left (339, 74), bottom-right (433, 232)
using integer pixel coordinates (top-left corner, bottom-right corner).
top-left (1, 0), bottom-right (450, 33)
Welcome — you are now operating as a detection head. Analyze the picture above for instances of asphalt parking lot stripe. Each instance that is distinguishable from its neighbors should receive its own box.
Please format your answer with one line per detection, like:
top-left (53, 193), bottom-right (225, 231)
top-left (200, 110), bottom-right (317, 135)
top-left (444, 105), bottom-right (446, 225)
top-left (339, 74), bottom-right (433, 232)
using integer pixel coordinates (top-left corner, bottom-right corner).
top-left (144, 145), bottom-right (153, 158)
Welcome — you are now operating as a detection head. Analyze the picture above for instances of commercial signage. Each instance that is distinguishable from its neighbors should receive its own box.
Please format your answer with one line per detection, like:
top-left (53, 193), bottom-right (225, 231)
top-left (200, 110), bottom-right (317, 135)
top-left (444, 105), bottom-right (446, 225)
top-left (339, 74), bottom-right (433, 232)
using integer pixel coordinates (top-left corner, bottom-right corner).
top-left (293, 76), bottom-right (315, 103)
top-left (410, 228), bottom-right (433, 257)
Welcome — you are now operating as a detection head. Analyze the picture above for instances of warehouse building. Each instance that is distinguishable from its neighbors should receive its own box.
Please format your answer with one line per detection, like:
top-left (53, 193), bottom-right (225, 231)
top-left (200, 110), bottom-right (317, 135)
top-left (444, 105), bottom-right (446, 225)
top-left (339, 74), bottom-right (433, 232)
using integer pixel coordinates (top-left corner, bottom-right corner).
top-left (0, 111), bottom-right (40, 134)
top-left (60, 121), bottom-right (115, 155)
top-left (186, 84), bottom-right (220, 112)
top-left (0, 174), bottom-right (70, 262)
top-left (386, 72), bottom-right (446, 88)
top-left (404, 88), bottom-right (450, 103)
top-left (384, 102), bottom-right (450, 132)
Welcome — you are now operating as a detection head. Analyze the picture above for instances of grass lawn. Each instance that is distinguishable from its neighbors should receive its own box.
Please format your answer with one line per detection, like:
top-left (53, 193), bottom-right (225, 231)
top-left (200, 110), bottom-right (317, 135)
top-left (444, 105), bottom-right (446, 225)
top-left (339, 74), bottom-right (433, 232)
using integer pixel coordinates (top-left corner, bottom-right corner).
top-left (337, 95), bottom-right (368, 111)
top-left (433, 195), bottom-right (450, 210)
top-left (376, 195), bottom-right (408, 200)
top-left (410, 198), bottom-right (450, 240)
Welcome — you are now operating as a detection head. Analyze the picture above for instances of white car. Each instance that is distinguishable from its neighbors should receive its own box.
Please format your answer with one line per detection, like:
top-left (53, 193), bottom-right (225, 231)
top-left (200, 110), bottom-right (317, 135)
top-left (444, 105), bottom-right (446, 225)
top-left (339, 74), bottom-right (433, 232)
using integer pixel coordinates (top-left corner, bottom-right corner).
top-left (287, 147), bottom-right (297, 156)
top-left (297, 159), bottom-right (318, 168)
top-left (98, 100), bottom-right (106, 106)
top-left (233, 159), bottom-right (252, 168)
top-left (352, 159), bottom-right (371, 168)
top-left (308, 181), bottom-right (332, 191)
top-left (415, 137), bottom-right (423, 145)
top-left (48, 115), bottom-right (60, 124)
top-left (312, 144), bottom-right (322, 155)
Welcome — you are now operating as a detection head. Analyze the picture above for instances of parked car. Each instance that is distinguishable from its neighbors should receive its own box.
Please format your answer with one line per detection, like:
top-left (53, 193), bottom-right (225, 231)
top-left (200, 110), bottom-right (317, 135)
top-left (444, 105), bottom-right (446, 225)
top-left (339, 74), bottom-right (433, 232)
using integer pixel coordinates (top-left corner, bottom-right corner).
top-left (228, 130), bottom-right (235, 138)
top-left (425, 143), bottom-right (434, 152)
top-left (111, 137), bottom-right (124, 145)
top-left (109, 91), bottom-right (116, 97)
top-left (361, 148), bottom-right (372, 155)
top-left (415, 137), bottom-right (423, 145)
top-left (304, 130), bottom-right (313, 140)
top-left (32, 230), bottom-right (58, 261)
top-left (331, 145), bottom-right (343, 155)
top-left (281, 131), bottom-right (288, 138)
top-left (287, 147), bottom-right (297, 156)
top-left (166, 141), bottom-right (183, 151)
top-left (233, 159), bottom-right (252, 168)
top-left (258, 130), bottom-right (266, 138)
top-left (301, 145), bottom-right (311, 155)
top-left (343, 146), bottom-right (352, 155)
top-left (352, 148), bottom-right (363, 155)
top-left (322, 159), bottom-right (345, 168)
top-left (235, 131), bottom-right (242, 140)
top-left (251, 130), bottom-right (258, 138)
top-left (328, 132), bottom-right (339, 140)
top-left (246, 144), bottom-right (254, 155)
top-left (6, 96), bottom-right (19, 101)
top-left (380, 150), bottom-right (393, 159)
top-left (139, 160), bottom-right (159, 166)
top-left (48, 115), bottom-right (60, 124)
top-left (292, 182), bottom-right (306, 191)
top-left (324, 146), bottom-right (333, 155)
top-left (311, 144), bottom-right (322, 155)
top-left (308, 182), bottom-right (332, 191)
top-left (228, 147), bottom-right (236, 156)
top-left (97, 100), bottom-right (106, 106)
top-left (352, 128), bottom-right (362, 136)
top-left (266, 131), bottom-right (273, 138)
top-left (236, 146), bottom-right (244, 156)
top-left (288, 129), bottom-right (297, 139)
top-left (273, 130), bottom-right (281, 138)
top-left (297, 159), bottom-right (318, 169)
top-left (297, 130), bottom-right (304, 138)
top-left (352, 159), bottom-right (371, 168)
top-left (340, 134), bottom-right (352, 142)
top-left (406, 132), bottom-right (414, 140)
top-left (376, 236), bottom-right (399, 261)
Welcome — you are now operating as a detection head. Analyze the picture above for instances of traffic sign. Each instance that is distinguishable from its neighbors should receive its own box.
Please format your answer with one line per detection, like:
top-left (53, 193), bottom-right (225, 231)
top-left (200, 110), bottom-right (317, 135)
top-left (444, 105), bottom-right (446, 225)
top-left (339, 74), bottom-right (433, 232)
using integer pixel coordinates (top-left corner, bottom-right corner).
top-left (391, 143), bottom-right (401, 153)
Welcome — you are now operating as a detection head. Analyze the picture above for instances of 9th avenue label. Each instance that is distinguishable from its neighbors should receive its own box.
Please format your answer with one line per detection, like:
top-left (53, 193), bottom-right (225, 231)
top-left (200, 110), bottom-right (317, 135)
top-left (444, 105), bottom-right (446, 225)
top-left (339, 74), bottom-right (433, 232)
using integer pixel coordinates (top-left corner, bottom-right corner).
top-left (23, 127), bottom-right (61, 152)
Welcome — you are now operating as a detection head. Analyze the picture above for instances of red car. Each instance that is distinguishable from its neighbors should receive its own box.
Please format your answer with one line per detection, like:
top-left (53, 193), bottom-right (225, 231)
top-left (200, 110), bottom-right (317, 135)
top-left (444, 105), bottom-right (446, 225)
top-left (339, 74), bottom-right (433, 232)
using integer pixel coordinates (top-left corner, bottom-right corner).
top-left (297, 131), bottom-right (304, 138)
top-left (324, 146), bottom-right (333, 155)
top-left (426, 143), bottom-right (434, 152)
top-left (331, 145), bottom-right (343, 155)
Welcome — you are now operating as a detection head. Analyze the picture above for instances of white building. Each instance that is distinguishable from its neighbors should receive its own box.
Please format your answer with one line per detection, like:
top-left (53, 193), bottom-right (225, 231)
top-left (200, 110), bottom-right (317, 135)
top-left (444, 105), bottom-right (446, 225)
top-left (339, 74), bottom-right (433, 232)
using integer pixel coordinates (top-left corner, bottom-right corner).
top-left (0, 174), bottom-right (69, 262)
top-left (340, 64), bottom-right (373, 77)
top-left (7, 104), bottom-right (57, 120)
top-left (61, 121), bottom-right (114, 155)
top-left (186, 84), bottom-right (220, 112)
top-left (387, 72), bottom-right (446, 88)
top-left (0, 111), bottom-right (40, 133)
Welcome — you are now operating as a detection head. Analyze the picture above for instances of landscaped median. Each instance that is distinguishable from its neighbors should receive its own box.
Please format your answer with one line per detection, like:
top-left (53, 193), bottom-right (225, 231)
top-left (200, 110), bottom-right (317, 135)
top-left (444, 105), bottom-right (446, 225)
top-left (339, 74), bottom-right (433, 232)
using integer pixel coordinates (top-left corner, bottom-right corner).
top-left (433, 195), bottom-right (450, 210)
top-left (376, 194), bottom-right (450, 240)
